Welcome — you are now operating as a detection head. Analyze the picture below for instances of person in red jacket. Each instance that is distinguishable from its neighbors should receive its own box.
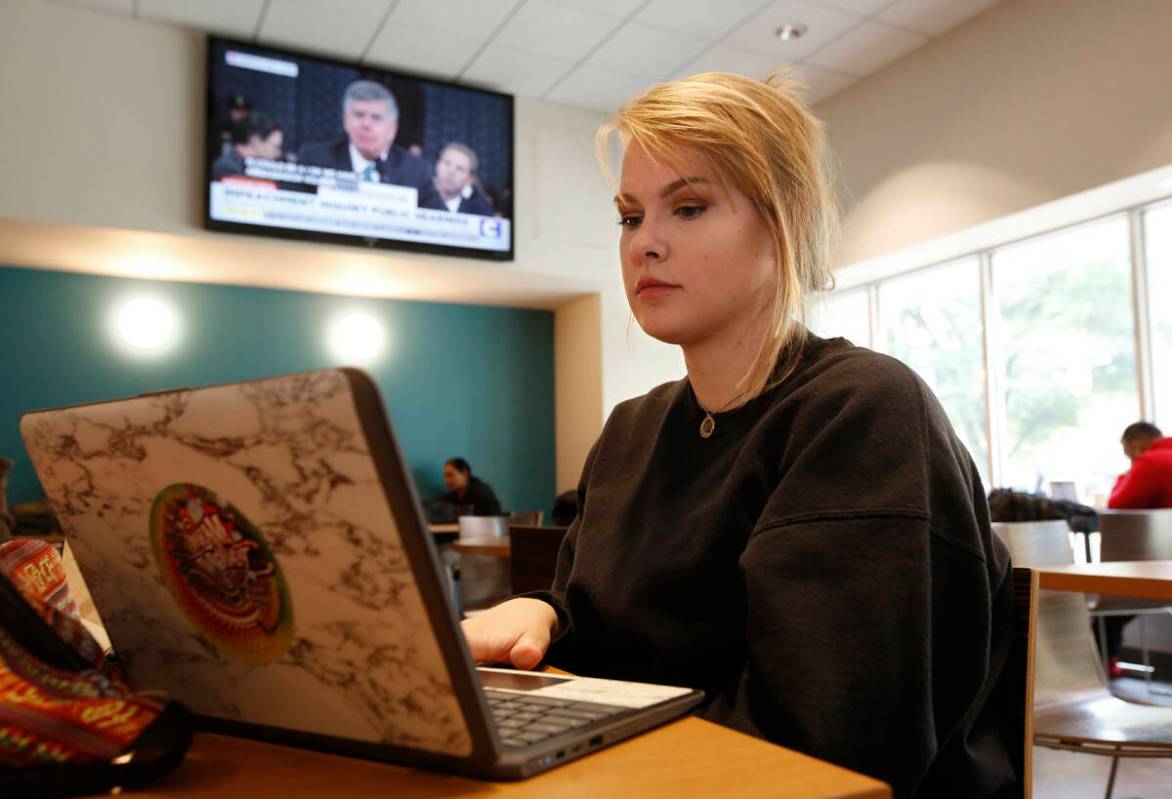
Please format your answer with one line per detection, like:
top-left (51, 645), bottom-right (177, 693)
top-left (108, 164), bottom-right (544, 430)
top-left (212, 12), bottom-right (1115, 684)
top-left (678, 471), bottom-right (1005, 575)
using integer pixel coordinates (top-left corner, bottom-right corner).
top-left (1108, 422), bottom-right (1172, 509)
top-left (1101, 421), bottom-right (1172, 676)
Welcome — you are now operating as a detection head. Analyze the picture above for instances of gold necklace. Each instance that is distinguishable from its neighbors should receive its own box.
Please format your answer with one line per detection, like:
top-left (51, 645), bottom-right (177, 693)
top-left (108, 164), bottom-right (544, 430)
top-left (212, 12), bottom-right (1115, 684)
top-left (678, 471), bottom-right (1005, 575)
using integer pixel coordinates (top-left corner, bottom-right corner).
top-left (698, 390), bottom-right (746, 439)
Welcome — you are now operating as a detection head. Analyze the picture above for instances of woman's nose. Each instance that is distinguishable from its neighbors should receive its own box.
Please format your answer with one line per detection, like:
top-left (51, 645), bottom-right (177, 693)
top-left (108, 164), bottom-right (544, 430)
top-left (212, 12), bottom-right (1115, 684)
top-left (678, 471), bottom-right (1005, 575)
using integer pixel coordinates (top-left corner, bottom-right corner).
top-left (628, 219), bottom-right (666, 263)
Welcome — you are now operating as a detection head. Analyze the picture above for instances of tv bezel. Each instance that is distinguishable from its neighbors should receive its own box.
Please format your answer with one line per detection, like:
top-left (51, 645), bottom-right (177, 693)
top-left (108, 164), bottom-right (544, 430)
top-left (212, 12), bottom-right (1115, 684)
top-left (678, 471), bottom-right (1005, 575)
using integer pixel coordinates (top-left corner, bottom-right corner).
top-left (203, 34), bottom-right (516, 262)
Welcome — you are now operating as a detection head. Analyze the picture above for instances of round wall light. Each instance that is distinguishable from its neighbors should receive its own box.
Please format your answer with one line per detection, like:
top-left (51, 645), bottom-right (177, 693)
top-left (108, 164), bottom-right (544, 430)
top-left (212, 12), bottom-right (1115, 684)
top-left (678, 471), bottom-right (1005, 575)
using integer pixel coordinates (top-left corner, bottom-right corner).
top-left (327, 311), bottom-right (385, 365)
top-left (115, 297), bottom-right (176, 352)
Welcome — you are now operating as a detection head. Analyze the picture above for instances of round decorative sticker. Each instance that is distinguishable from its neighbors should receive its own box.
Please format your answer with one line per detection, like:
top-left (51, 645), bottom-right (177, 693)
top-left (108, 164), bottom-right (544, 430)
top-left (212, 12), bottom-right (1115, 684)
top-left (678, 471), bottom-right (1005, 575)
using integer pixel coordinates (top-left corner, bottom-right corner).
top-left (150, 483), bottom-right (293, 664)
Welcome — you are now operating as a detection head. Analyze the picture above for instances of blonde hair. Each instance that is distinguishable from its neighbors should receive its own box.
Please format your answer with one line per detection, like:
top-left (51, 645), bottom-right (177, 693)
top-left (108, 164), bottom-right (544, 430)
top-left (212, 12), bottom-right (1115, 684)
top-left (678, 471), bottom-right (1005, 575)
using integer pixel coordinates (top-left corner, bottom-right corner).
top-left (596, 72), bottom-right (838, 402)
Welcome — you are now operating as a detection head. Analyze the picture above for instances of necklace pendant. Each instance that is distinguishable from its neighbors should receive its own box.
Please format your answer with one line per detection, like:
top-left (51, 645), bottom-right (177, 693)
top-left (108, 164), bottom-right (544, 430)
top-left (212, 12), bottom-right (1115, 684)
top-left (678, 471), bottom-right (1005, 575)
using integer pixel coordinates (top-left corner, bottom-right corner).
top-left (699, 413), bottom-right (716, 438)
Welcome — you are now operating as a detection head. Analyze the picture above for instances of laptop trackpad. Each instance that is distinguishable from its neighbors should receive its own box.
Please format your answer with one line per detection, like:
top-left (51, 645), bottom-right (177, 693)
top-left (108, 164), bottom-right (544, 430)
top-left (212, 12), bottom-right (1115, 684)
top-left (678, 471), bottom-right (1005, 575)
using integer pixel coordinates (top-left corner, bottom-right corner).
top-left (477, 667), bottom-right (694, 708)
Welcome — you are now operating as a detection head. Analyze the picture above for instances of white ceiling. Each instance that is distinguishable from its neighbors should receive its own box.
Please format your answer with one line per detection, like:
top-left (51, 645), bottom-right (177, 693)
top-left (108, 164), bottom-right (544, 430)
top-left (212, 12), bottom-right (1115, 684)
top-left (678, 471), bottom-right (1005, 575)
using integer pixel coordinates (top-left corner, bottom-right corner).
top-left (50, 0), bottom-right (1001, 110)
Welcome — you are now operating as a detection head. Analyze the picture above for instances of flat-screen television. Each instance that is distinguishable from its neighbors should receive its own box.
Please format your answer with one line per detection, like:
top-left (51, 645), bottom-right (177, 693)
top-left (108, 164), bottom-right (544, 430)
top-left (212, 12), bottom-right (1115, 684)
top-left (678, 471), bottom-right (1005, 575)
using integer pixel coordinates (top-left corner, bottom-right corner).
top-left (205, 36), bottom-right (514, 260)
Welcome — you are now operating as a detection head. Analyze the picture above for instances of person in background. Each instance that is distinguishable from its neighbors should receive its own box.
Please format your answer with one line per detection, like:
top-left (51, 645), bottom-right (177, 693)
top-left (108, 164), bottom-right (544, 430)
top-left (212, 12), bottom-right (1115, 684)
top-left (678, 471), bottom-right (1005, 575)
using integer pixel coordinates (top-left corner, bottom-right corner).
top-left (441, 458), bottom-right (501, 516)
top-left (460, 72), bottom-right (1015, 797)
top-left (1109, 421), bottom-right (1172, 509)
top-left (1100, 421), bottom-right (1172, 676)
top-left (431, 143), bottom-right (494, 216)
top-left (297, 79), bottom-right (439, 207)
top-left (211, 112), bottom-right (284, 180)
top-left (215, 93), bottom-right (253, 158)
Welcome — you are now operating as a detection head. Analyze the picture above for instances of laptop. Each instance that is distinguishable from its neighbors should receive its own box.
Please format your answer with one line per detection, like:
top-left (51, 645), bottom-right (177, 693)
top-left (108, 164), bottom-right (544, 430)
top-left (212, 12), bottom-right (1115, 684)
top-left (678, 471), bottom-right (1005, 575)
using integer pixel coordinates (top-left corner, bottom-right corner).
top-left (19, 368), bottom-right (703, 779)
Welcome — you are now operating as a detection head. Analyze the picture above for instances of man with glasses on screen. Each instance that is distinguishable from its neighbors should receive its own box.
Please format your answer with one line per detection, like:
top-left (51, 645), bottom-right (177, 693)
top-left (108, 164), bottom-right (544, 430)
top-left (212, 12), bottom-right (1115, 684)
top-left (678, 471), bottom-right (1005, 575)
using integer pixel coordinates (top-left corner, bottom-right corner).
top-left (298, 79), bottom-right (441, 207)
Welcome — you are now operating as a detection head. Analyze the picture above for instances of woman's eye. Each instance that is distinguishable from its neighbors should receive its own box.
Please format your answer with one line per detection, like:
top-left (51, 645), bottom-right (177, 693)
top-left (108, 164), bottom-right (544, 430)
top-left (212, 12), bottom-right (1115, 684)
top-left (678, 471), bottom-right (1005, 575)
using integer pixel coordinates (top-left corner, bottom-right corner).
top-left (618, 214), bottom-right (642, 228)
top-left (676, 205), bottom-right (705, 219)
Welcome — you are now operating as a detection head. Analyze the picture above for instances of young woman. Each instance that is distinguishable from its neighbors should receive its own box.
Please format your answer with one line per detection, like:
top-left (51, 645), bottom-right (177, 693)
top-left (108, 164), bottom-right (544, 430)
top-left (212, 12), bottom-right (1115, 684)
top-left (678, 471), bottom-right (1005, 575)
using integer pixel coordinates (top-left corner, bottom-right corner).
top-left (462, 73), bottom-right (1014, 798)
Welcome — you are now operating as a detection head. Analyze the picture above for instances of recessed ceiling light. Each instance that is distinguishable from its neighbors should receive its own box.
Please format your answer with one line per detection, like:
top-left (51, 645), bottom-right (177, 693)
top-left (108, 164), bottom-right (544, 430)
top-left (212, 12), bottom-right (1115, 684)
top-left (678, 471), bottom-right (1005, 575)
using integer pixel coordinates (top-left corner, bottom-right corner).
top-left (775, 23), bottom-right (807, 42)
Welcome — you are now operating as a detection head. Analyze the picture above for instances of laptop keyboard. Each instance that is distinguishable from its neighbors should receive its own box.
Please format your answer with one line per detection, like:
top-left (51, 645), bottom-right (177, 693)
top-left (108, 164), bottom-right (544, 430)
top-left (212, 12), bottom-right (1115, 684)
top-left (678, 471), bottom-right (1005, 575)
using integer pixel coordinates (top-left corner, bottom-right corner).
top-left (483, 688), bottom-right (628, 748)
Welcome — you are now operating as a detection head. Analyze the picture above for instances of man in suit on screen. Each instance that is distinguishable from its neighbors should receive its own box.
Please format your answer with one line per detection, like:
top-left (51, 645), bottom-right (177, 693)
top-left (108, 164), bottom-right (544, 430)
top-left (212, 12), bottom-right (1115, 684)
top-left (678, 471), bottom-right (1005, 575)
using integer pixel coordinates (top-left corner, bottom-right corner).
top-left (297, 79), bottom-right (441, 208)
top-left (431, 143), bottom-right (494, 216)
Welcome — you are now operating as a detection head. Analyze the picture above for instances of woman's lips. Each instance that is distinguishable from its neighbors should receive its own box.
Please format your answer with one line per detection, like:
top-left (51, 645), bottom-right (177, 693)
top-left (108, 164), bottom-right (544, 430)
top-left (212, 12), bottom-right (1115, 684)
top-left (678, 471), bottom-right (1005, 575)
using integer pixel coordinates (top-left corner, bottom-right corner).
top-left (635, 278), bottom-right (679, 299)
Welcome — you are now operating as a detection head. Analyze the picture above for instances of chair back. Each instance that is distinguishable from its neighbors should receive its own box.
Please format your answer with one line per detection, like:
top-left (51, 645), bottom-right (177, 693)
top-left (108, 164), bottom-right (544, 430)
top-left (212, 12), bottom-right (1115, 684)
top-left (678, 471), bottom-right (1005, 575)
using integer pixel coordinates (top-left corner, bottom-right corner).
top-left (457, 515), bottom-right (509, 539)
top-left (1097, 509), bottom-right (1172, 561)
top-left (508, 510), bottom-right (543, 527)
top-left (992, 521), bottom-right (1076, 567)
top-left (995, 521), bottom-right (1108, 706)
top-left (999, 567), bottom-right (1037, 799)
top-left (508, 525), bottom-right (568, 594)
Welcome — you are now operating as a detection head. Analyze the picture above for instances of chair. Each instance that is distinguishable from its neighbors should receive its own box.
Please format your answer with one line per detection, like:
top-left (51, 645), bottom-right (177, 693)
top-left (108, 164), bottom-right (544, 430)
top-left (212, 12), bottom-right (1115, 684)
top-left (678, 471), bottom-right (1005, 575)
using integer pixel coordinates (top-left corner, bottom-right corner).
top-left (508, 510), bottom-right (543, 527)
top-left (1092, 510), bottom-right (1172, 688)
top-left (508, 524), bottom-right (568, 594)
top-left (457, 515), bottom-right (510, 539)
top-left (994, 522), bottom-right (1172, 799)
top-left (997, 566), bottom-right (1038, 799)
top-left (453, 515), bottom-right (511, 614)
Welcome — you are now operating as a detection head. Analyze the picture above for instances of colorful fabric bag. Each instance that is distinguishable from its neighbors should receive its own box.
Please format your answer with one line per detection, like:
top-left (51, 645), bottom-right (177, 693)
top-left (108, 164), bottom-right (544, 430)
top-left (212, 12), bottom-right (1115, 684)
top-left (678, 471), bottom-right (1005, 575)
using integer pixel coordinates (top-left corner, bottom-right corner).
top-left (0, 539), bottom-right (192, 797)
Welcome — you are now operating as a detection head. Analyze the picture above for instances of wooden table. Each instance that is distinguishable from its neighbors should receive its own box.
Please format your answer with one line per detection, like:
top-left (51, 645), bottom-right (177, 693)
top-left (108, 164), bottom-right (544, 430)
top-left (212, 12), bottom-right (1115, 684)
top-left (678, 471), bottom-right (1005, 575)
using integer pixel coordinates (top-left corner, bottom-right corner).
top-left (121, 717), bottom-right (889, 799)
top-left (452, 536), bottom-right (511, 558)
top-left (430, 523), bottom-right (461, 536)
top-left (1038, 560), bottom-right (1172, 601)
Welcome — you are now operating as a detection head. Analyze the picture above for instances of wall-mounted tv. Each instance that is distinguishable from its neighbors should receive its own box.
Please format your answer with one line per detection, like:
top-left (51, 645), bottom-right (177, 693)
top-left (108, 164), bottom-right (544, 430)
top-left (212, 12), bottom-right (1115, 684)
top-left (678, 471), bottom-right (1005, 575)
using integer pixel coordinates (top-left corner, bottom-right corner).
top-left (205, 36), bottom-right (514, 260)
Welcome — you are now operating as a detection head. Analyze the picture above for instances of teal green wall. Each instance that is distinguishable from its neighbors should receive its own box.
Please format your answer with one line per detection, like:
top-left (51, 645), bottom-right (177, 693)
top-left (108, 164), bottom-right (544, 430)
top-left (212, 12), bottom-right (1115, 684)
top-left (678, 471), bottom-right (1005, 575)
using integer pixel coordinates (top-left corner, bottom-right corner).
top-left (0, 265), bottom-right (554, 516)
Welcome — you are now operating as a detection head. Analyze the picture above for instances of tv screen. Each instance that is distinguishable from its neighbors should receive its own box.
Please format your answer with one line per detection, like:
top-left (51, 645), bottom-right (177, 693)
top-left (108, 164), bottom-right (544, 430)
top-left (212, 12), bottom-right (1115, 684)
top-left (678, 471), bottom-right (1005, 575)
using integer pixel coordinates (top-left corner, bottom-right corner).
top-left (205, 36), bottom-right (514, 260)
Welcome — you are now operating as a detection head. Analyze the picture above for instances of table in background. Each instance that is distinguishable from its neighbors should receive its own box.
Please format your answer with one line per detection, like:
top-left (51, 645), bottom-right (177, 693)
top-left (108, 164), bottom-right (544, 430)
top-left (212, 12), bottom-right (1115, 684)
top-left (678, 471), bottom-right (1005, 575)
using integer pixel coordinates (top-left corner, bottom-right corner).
top-left (1038, 560), bottom-right (1172, 601)
top-left (119, 717), bottom-right (889, 799)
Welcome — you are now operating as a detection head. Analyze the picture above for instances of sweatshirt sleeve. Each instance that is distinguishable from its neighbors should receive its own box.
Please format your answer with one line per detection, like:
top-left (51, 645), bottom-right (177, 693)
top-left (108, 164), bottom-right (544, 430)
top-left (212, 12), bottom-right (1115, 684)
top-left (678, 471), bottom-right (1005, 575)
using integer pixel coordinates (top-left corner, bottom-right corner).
top-left (1107, 460), bottom-right (1159, 508)
top-left (513, 438), bottom-right (599, 656)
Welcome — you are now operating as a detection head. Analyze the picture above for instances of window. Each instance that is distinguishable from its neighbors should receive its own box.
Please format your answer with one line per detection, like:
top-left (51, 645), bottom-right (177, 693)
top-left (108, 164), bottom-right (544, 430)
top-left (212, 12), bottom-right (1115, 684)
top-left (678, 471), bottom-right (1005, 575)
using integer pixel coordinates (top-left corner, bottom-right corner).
top-left (877, 258), bottom-right (989, 486)
top-left (991, 216), bottom-right (1137, 502)
top-left (808, 287), bottom-right (870, 347)
top-left (1143, 203), bottom-right (1172, 429)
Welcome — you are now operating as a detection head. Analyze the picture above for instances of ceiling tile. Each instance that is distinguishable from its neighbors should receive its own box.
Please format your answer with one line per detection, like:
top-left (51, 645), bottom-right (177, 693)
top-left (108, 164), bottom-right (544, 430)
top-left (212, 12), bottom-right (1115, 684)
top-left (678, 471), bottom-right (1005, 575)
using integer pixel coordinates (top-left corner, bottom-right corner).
top-left (726, 0), bottom-right (863, 62)
top-left (137, 0), bottom-right (266, 37)
top-left (792, 62), bottom-right (857, 104)
top-left (491, 1), bottom-right (620, 61)
top-left (544, 64), bottom-right (649, 112)
top-left (462, 45), bottom-right (575, 97)
top-left (534, 0), bottom-right (648, 20)
top-left (877, 0), bottom-right (1001, 36)
top-left (52, 0), bottom-right (134, 14)
top-left (585, 22), bottom-right (709, 80)
top-left (632, 0), bottom-right (768, 39)
top-left (806, 20), bottom-right (926, 76)
top-left (259, 0), bottom-right (391, 60)
top-left (674, 43), bottom-right (793, 82)
top-left (365, 23), bottom-right (482, 79)
top-left (803, 0), bottom-right (893, 15)
top-left (387, 0), bottom-right (520, 37)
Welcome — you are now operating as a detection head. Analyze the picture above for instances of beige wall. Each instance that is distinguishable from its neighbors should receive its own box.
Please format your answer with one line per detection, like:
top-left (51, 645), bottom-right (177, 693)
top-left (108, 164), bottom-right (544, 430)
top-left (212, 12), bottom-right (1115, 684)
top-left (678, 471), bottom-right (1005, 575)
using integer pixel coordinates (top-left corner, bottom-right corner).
top-left (819, 0), bottom-right (1172, 267)
top-left (554, 294), bottom-right (602, 493)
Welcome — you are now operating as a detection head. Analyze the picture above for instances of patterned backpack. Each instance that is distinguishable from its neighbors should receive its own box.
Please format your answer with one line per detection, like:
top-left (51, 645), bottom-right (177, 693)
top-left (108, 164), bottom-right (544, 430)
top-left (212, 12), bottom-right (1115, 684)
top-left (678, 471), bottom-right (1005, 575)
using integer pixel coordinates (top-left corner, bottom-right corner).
top-left (0, 539), bottom-right (192, 797)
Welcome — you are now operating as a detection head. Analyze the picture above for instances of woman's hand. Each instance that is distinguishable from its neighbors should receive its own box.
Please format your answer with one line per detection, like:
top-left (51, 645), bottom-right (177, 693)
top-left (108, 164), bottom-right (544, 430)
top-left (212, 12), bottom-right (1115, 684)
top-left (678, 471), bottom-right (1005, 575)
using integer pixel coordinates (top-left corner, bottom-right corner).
top-left (460, 598), bottom-right (558, 670)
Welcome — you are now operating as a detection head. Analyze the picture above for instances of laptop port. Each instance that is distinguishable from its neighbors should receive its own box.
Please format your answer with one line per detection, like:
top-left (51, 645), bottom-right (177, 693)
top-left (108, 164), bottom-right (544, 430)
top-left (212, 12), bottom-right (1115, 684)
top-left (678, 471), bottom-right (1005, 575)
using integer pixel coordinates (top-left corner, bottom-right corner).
top-left (556, 751), bottom-right (565, 759)
top-left (588, 735), bottom-right (603, 747)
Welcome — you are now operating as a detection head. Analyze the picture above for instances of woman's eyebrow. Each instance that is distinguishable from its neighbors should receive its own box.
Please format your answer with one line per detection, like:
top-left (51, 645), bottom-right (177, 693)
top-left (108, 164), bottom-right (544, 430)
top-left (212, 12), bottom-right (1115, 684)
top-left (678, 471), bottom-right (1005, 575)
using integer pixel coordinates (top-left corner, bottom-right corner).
top-left (614, 177), bottom-right (711, 206)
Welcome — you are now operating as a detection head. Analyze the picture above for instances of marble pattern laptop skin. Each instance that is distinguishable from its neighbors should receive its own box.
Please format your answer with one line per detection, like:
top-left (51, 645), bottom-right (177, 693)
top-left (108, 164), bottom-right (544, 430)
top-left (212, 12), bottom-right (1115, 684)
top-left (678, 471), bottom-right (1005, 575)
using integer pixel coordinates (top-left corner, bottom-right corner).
top-left (20, 370), bottom-right (472, 756)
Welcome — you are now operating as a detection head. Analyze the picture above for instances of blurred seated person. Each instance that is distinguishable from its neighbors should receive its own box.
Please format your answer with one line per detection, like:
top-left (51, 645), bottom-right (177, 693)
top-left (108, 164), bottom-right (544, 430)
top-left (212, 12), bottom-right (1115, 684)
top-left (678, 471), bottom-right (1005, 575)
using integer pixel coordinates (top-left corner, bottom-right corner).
top-left (1109, 421), bottom-right (1172, 509)
top-left (551, 489), bottom-right (577, 527)
top-left (297, 79), bottom-right (440, 207)
top-left (211, 112), bottom-right (283, 180)
top-left (441, 458), bottom-right (501, 516)
top-left (432, 143), bottom-right (494, 216)
top-left (1100, 421), bottom-right (1172, 675)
